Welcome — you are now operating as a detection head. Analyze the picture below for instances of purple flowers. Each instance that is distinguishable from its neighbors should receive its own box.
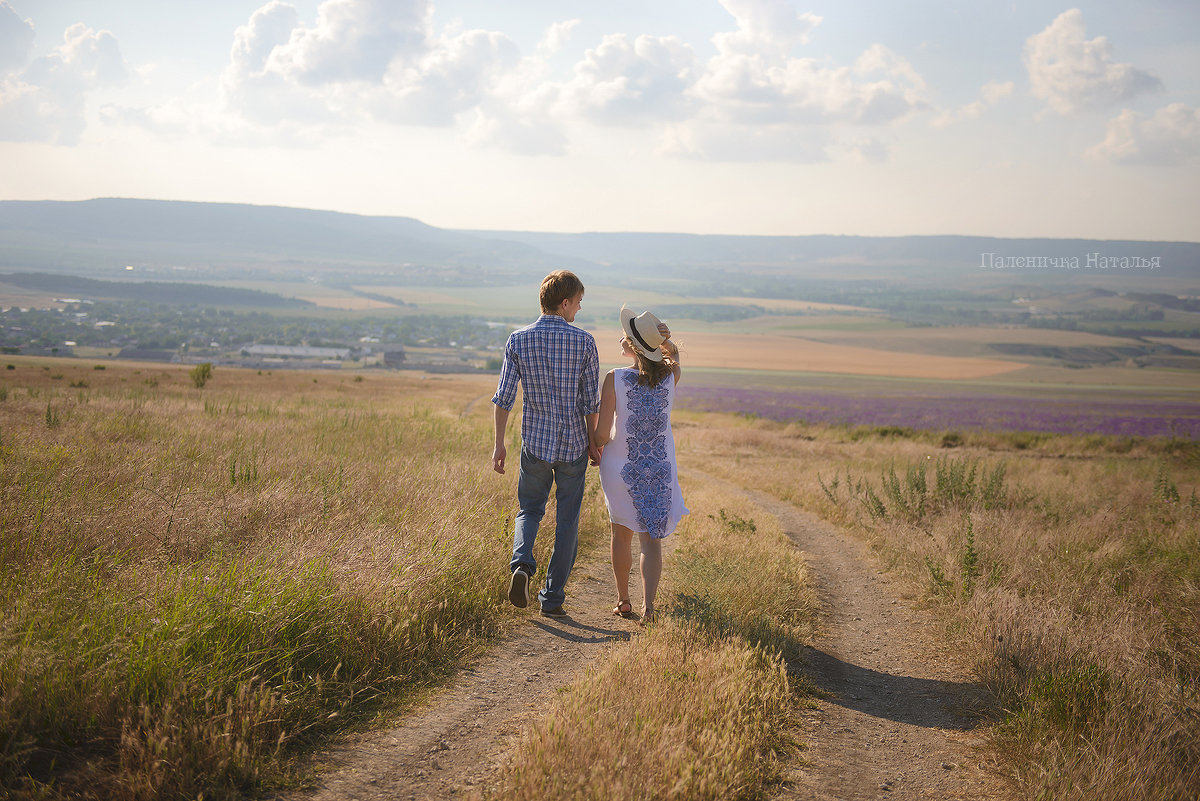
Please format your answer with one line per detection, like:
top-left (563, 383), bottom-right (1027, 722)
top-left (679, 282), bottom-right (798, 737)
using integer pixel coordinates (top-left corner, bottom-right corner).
top-left (677, 383), bottom-right (1200, 439)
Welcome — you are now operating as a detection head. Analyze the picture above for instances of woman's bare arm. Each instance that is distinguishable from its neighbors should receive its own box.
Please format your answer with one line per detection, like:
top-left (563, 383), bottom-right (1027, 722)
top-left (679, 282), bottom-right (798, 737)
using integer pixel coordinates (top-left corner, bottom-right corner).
top-left (593, 370), bottom-right (617, 449)
top-left (664, 339), bottom-right (681, 385)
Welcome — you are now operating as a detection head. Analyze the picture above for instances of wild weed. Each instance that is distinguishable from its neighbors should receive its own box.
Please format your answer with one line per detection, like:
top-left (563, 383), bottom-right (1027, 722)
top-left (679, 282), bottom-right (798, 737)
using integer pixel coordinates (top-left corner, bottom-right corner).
top-left (1154, 463), bottom-right (1181, 505)
top-left (679, 413), bottom-right (1200, 801)
top-left (960, 515), bottom-right (980, 597)
top-left (486, 621), bottom-right (794, 801)
top-left (490, 480), bottom-right (814, 801)
top-left (190, 362), bottom-right (213, 389)
top-left (0, 362), bottom-right (548, 798)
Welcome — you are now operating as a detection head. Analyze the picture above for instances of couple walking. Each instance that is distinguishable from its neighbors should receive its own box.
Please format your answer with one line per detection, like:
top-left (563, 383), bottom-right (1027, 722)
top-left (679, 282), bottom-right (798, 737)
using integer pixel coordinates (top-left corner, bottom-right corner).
top-left (491, 270), bottom-right (687, 622)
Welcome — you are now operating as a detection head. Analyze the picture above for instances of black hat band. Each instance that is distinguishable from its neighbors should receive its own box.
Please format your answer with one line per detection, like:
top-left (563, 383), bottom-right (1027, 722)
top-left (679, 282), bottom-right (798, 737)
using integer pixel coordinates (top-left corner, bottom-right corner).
top-left (628, 318), bottom-right (656, 353)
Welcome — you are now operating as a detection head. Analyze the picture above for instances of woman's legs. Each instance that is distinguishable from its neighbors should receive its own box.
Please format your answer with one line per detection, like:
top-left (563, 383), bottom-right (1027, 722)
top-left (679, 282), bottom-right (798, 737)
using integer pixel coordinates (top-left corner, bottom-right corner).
top-left (639, 533), bottom-right (662, 620)
top-left (610, 523), bottom-right (635, 606)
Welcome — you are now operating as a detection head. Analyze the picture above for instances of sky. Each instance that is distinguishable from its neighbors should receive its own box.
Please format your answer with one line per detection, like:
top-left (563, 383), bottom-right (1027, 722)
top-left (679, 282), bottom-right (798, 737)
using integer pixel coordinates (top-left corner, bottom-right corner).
top-left (1, 0), bottom-right (1198, 241)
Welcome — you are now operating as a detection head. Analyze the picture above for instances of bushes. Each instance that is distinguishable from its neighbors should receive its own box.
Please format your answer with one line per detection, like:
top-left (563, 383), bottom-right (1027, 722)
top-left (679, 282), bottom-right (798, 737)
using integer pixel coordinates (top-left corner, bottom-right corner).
top-left (818, 455), bottom-right (1009, 524)
top-left (190, 362), bottom-right (212, 389)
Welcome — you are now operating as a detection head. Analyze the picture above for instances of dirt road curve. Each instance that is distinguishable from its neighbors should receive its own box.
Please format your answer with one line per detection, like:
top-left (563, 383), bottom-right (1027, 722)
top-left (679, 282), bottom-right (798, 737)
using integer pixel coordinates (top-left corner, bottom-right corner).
top-left (735, 487), bottom-right (1014, 801)
top-left (272, 562), bottom-right (643, 801)
top-left (277, 482), bottom-right (1014, 801)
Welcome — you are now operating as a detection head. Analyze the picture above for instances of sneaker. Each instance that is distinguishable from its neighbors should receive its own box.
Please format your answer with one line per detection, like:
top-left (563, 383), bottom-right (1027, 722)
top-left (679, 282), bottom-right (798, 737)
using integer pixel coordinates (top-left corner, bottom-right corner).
top-left (540, 605), bottom-right (568, 618)
top-left (508, 569), bottom-right (529, 608)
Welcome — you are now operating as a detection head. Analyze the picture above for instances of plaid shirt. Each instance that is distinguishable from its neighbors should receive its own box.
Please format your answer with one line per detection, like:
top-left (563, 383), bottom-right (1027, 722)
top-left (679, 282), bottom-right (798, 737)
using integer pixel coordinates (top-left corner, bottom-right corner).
top-left (492, 314), bottom-right (600, 463)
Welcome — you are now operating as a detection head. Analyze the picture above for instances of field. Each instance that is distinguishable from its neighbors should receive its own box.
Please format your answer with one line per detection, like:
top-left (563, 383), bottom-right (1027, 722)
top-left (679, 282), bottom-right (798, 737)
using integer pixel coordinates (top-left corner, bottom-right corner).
top-left (3, 256), bottom-right (1200, 799)
top-left (673, 408), bottom-right (1200, 800)
top-left (0, 358), bottom-right (814, 800)
top-left (2, 353), bottom-right (1198, 799)
top-left (0, 359), bottom-right (521, 798)
top-left (676, 373), bottom-right (1200, 439)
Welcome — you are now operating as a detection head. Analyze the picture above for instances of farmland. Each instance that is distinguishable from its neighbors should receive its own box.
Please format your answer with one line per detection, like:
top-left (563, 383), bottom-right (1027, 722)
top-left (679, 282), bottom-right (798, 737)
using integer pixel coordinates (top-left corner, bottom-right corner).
top-left (2, 355), bottom-right (1197, 799)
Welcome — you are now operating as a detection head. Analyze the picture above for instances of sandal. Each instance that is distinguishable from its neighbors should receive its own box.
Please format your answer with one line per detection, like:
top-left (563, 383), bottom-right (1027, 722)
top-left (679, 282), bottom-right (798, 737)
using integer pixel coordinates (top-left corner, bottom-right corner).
top-left (612, 599), bottom-right (633, 617)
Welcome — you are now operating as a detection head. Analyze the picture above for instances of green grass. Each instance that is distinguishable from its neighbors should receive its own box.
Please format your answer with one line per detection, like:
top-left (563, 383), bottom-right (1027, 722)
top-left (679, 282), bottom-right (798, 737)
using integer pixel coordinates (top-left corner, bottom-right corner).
top-left (683, 416), bottom-right (1200, 800)
top-left (0, 361), bottom-right (588, 799)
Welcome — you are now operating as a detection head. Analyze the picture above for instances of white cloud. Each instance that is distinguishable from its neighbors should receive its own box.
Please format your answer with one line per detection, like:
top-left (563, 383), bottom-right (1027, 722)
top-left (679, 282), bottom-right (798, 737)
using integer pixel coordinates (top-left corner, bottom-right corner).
top-left (1087, 103), bottom-right (1200, 165)
top-left (559, 33), bottom-right (696, 125)
top-left (218, 0), bottom-right (520, 130)
top-left (1024, 9), bottom-right (1162, 114)
top-left (649, 0), bottom-right (929, 163)
top-left (221, 2), bottom-right (330, 125)
top-left (0, 21), bottom-right (127, 144)
top-left (931, 80), bottom-right (1013, 127)
top-left (265, 0), bottom-right (430, 85)
top-left (693, 4), bottom-right (928, 128)
top-left (115, 0), bottom-right (932, 162)
top-left (714, 0), bottom-right (820, 55)
top-left (537, 19), bottom-right (579, 59)
top-left (371, 27), bottom-right (519, 126)
top-left (0, 1), bottom-right (34, 73)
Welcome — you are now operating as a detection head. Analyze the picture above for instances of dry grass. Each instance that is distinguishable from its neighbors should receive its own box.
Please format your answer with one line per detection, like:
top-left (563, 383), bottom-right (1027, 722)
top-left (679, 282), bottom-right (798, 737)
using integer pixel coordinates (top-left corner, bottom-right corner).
top-left (0, 359), bottom-right (606, 799)
top-left (676, 409), bottom-right (1200, 800)
top-left (10, 351), bottom-right (1191, 799)
top-left (485, 620), bottom-right (794, 801)
top-left (485, 470), bottom-right (817, 800)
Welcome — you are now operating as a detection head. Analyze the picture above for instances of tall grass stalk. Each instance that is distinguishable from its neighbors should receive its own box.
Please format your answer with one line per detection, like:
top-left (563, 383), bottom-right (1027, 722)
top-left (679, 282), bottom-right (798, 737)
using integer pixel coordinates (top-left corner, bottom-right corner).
top-left (0, 360), bottom-right (592, 799)
top-left (487, 480), bottom-right (816, 800)
top-left (486, 621), bottom-right (794, 801)
top-left (677, 410), bottom-right (1200, 800)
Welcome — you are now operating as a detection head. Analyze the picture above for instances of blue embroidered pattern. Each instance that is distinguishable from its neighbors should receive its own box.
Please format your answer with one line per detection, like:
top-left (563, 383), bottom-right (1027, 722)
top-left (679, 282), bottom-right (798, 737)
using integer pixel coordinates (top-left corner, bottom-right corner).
top-left (619, 370), bottom-right (672, 538)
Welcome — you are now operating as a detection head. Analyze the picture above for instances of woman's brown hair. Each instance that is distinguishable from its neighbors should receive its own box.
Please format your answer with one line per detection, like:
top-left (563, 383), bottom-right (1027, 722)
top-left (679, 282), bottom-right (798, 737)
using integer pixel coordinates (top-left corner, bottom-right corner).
top-left (624, 336), bottom-right (676, 387)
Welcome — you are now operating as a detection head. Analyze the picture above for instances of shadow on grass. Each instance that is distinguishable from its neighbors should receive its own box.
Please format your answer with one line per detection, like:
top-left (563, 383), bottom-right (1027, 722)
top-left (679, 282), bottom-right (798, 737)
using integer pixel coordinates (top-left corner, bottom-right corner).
top-left (801, 646), bottom-right (994, 731)
top-left (529, 617), bottom-right (633, 644)
top-left (669, 592), bottom-right (995, 731)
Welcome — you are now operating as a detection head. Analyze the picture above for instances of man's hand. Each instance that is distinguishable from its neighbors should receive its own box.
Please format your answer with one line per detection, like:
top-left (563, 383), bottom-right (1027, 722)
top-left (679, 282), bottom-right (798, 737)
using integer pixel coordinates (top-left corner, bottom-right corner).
top-left (493, 405), bottom-right (510, 474)
top-left (589, 441), bottom-right (603, 467)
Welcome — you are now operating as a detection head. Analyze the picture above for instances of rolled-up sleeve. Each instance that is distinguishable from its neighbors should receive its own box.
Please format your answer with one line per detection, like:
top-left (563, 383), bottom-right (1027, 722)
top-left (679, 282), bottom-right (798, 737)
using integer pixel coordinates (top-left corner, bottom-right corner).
top-left (578, 337), bottom-right (600, 416)
top-left (491, 337), bottom-right (520, 411)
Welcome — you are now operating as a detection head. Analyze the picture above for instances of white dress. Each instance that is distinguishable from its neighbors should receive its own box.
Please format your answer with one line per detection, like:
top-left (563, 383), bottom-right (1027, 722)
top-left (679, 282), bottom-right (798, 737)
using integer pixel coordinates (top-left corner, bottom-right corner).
top-left (599, 367), bottom-right (688, 538)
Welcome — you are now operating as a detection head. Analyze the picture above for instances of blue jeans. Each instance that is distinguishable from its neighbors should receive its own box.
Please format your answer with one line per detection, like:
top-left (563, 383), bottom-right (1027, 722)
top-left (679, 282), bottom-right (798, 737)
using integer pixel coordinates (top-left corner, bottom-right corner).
top-left (510, 447), bottom-right (588, 609)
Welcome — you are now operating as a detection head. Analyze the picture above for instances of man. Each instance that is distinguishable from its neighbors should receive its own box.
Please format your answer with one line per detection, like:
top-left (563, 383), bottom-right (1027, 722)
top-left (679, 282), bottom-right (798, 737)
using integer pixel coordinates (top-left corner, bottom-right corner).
top-left (491, 270), bottom-right (600, 618)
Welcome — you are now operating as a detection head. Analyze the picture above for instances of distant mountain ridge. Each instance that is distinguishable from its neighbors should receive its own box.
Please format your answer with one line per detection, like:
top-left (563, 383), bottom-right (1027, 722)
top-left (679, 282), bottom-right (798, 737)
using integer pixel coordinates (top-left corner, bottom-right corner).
top-left (1, 198), bottom-right (1196, 281)
top-left (0, 198), bottom-right (565, 277)
top-left (458, 229), bottom-right (1200, 277)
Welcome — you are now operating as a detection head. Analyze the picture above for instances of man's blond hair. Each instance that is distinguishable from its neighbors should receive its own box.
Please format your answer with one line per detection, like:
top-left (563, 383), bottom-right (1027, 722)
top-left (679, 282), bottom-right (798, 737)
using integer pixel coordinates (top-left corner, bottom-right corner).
top-left (540, 270), bottom-right (585, 314)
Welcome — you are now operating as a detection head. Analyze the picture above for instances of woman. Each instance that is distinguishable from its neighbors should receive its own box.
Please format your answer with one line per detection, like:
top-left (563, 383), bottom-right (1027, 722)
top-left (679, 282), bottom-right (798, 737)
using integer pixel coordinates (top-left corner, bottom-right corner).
top-left (592, 308), bottom-right (688, 623)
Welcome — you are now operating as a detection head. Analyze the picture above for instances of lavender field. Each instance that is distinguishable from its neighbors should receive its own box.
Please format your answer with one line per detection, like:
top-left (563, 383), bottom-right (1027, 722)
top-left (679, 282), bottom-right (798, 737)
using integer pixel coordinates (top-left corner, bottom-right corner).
top-left (677, 383), bottom-right (1200, 439)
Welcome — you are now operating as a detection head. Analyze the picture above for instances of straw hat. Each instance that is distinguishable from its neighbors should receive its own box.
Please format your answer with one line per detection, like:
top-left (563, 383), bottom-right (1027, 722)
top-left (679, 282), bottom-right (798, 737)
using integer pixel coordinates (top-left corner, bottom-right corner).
top-left (620, 307), bottom-right (666, 362)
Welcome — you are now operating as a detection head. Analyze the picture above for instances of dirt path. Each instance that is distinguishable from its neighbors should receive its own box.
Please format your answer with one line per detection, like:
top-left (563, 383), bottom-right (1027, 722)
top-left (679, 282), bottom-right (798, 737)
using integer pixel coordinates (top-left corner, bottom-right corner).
top-left (273, 548), bottom-right (647, 801)
top-left (278, 476), bottom-right (1014, 801)
top-left (720, 484), bottom-right (1015, 801)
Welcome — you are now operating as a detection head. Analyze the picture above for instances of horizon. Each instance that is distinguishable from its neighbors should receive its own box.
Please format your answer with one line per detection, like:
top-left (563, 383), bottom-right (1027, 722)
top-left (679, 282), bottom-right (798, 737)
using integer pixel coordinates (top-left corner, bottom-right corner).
top-left (6, 196), bottom-right (1200, 245)
top-left (1, 1), bottom-right (1198, 241)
